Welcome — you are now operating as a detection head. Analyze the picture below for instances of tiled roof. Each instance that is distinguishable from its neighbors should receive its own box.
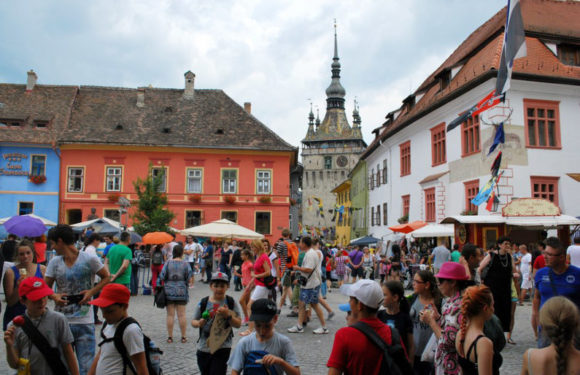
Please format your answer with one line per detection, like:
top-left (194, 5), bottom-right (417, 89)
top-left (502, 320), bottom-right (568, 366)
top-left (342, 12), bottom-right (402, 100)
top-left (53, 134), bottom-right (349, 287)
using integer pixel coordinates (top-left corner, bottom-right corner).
top-left (62, 86), bottom-right (296, 151)
top-left (362, 0), bottom-right (580, 159)
top-left (0, 84), bottom-right (78, 144)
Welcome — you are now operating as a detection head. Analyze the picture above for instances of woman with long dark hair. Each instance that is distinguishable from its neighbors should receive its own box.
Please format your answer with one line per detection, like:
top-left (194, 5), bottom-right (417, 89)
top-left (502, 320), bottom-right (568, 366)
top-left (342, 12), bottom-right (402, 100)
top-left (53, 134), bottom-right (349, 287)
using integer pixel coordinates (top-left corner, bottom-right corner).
top-left (381, 280), bottom-right (414, 364)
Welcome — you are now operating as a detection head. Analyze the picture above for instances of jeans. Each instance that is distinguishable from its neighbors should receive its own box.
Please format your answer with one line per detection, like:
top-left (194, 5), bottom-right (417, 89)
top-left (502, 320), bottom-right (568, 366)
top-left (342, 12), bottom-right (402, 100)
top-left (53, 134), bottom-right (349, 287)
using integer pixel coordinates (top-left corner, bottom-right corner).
top-left (205, 264), bottom-right (213, 282)
top-left (219, 264), bottom-right (231, 283)
top-left (70, 323), bottom-right (96, 375)
top-left (130, 265), bottom-right (139, 295)
top-left (320, 277), bottom-right (327, 298)
top-left (151, 264), bottom-right (163, 289)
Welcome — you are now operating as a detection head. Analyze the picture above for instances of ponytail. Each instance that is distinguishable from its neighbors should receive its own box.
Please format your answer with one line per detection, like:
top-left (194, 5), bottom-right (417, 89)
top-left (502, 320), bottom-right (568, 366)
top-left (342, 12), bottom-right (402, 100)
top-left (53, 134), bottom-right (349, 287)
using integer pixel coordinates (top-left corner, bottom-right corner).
top-left (459, 285), bottom-right (493, 357)
top-left (384, 280), bottom-right (409, 314)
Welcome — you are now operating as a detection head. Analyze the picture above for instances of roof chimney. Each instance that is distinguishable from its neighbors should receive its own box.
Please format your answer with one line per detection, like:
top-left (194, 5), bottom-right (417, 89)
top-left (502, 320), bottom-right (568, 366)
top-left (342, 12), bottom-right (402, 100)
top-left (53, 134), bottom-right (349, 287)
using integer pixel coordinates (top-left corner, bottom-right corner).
top-left (244, 102), bottom-right (252, 114)
top-left (183, 71), bottom-right (195, 100)
top-left (137, 88), bottom-right (145, 108)
top-left (26, 70), bottom-right (37, 91)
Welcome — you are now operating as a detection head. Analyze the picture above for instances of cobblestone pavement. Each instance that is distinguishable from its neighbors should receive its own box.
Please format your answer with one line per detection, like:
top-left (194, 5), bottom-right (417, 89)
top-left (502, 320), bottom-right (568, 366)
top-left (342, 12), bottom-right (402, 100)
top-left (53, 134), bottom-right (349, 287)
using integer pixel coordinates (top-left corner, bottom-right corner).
top-left (0, 275), bottom-right (535, 374)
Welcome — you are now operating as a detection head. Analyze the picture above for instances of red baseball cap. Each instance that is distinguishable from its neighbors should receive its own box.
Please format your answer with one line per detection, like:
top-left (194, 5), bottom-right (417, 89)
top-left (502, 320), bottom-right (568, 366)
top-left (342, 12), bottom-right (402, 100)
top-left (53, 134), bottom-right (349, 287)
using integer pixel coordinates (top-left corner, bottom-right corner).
top-left (19, 277), bottom-right (54, 301)
top-left (89, 284), bottom-right (130, 307)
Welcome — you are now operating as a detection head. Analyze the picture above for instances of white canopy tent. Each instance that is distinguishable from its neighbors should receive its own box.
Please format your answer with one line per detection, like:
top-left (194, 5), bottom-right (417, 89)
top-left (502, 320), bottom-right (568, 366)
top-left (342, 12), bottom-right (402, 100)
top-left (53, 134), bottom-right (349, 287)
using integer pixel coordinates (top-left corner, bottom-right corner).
top-left (408, 223), bottom-right (454, 238)
top-left (0, 214), bottom-right (57, 226)
top-left (71, 217), bottom-right (122, 230)
top-left (180, 219), bottom-right (264, 240)
top-left (441, 214), bottom-right (580, 229)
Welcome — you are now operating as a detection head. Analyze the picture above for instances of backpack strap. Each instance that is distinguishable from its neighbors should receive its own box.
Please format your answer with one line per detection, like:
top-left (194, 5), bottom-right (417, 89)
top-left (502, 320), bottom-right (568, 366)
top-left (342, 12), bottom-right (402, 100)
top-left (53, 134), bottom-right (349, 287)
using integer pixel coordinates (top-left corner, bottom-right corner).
top-left (113, 317), bottom-right (140, 375)
top-left (21, 315), bottom-right (70, 375)
top-left (198, 296), bottom-right (210, 341)
top-left (226, 295), bottom-right (235, 310)
top-left (352, 321), bottom-right (397, 373)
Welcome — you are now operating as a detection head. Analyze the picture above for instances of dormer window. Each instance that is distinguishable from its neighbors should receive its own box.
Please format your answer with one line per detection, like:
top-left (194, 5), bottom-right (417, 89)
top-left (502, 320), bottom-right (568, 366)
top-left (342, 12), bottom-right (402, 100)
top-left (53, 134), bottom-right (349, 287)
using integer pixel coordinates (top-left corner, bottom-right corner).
top-left (162, 127), bottom-right (171, 134)
top-left (0, 119), bottom-right (23, 128)
top-left (558, 44), bottom-right (580, 66)
top-left (215, 129), bottom-right (224, 135)
top-left (403, 95), bottom-right (415, 112)
top-left (34, 121), bottom-right (49, 129)
top-left (435, 69), bottom-right (451, 92)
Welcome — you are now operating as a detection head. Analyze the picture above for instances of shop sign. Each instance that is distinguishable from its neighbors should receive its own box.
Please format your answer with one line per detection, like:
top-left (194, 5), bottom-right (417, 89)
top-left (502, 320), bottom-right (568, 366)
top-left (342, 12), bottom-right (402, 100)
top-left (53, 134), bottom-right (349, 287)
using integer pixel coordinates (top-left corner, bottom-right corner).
top-left (502, 198), bottom-right (560, 217)
top-left (0, 152), bottom-right (29, 176)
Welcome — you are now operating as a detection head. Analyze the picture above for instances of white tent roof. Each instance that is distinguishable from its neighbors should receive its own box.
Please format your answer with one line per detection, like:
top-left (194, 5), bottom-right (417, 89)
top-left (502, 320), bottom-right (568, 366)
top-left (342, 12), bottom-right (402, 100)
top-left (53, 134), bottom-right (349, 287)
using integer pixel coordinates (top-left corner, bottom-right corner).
top-left (0, 214), bottom-right (57, 226)
top-left (441, 214), bottom-right (580, 229)
top-left (71, 217), bottom-right (122, 229)
top-left (409, 224), bottom-right (454, 238)
top-left (180, 219), bottom-right (264, 240)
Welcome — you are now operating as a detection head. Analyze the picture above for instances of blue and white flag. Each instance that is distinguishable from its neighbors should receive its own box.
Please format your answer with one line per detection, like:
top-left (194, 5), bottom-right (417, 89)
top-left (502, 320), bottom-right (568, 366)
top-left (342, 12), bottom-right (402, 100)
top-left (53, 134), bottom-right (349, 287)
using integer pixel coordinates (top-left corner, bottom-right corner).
top-left (495, 0), bottom-right (527, 95)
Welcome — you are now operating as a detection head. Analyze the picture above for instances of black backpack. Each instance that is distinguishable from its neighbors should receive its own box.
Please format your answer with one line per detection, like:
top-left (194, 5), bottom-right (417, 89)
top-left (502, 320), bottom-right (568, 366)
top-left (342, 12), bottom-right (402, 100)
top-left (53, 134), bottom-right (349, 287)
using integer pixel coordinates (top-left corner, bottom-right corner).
top-left (352, 321), bottom-right (413, 375)
top-left (151, 249), bottom-right (164, 265)
top-left (99, 317), bottom-right (163, 375)
top-left (198, 295), bottom-right (236, 339)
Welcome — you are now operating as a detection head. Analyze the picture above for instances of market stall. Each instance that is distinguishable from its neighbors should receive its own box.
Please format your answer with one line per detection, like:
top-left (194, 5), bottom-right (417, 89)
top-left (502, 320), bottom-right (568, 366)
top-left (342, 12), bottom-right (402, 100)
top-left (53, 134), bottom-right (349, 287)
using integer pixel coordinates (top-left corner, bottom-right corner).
top-left (442, 198), bottom-right (580, 249)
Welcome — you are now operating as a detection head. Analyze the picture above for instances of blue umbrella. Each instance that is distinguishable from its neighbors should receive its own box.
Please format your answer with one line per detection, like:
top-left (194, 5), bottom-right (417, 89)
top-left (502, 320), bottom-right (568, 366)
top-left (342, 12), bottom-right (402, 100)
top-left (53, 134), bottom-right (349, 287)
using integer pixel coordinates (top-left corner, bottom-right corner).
top-left (349, 235), bottom-right (380, 246)
top-left (3, 215), bottom-right (47, 237)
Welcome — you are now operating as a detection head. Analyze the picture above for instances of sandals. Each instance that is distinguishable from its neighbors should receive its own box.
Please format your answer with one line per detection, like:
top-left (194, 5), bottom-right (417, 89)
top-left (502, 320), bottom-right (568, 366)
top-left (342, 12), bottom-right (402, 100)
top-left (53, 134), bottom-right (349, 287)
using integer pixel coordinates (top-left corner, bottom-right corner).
top-left (167, 337), bottom-right (173, 343)
top-left (181, 337), bottom-right (188, 343)
top-left (507, 338), bottom-right (516, 345)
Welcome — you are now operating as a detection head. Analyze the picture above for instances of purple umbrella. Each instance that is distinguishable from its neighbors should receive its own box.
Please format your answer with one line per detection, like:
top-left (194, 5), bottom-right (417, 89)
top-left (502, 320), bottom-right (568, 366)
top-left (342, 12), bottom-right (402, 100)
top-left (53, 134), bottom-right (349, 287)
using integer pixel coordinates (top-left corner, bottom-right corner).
top-left (3, 215), bottom-right (47, 237)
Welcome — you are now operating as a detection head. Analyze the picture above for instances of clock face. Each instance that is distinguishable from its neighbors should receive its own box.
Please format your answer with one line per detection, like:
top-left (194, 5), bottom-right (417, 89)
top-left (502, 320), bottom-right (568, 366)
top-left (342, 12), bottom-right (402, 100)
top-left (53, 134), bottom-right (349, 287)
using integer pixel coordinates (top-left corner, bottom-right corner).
top-left (336, 155), bottom-right (348, 167)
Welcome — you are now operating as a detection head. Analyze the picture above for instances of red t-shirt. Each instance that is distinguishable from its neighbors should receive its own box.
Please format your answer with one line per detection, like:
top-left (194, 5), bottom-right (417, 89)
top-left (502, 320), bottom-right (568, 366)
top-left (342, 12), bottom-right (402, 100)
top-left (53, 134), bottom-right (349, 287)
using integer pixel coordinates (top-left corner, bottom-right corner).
top-left (253, 253), bottom-right (272, 287)
top-left (327, 317), bottom-right (400, 375)
top-left (34, 242), bottom-right (47, 263)
top-left (533, 254), bottom-right (545, 270)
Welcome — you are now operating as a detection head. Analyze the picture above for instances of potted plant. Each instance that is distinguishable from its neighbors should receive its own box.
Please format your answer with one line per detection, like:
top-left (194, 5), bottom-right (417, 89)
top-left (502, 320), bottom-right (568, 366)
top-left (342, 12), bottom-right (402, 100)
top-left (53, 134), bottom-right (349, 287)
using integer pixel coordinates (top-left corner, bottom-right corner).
top-left (397, 214), bottom-right (409, 224)
top-left (28, 174), bottom-right (46, 184)
top-left (224, 195), bottom-right (236, 204)
top-left (108, 193), bottom-right (121, 202)
top-left (259, 195), bottom-right (272, 204)
top-left (460, 210), bottom-right (478, 216)
top-left (189, 194), bottom-right (202, 204)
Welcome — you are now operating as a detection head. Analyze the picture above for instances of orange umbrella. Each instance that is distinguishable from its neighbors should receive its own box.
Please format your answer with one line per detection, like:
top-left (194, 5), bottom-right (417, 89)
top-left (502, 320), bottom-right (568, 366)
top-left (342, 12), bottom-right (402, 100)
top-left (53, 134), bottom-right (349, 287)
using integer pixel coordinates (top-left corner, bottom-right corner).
top-left (389, 220), bottom-right (428, 234)
top-left (142, 231), bottom-right (174, 245)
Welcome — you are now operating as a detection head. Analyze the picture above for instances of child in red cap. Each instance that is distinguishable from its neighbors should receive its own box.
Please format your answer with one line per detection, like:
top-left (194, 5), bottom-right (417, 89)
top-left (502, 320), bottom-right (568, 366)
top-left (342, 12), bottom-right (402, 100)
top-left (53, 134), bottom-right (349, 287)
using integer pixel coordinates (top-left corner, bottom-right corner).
top-left (88, 283), bottom-right (148, 375)
top-left (3, 277), bottom-right (79, 375)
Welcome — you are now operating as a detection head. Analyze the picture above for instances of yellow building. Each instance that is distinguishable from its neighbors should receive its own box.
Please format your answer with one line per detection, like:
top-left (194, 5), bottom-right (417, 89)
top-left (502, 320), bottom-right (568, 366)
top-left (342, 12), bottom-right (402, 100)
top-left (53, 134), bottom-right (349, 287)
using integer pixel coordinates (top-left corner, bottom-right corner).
top-left (332, 180), bottom-right (351, 246)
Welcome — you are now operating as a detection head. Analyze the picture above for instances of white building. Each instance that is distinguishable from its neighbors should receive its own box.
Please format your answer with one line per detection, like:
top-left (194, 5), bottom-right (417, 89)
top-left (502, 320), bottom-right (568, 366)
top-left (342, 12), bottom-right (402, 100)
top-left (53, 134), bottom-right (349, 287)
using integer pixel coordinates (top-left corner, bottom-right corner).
top-left (362, 0), bottom-right (580, 245)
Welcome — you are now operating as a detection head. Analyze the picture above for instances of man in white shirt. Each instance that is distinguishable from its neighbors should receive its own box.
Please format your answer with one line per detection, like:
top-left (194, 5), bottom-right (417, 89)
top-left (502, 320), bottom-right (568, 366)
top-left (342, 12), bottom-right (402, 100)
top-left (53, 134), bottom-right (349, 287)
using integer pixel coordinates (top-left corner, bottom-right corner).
top-left (566, 234), bottom-right (580, 268)
top-left (287, 236), bottom-right (328, 334)
top-left (184, 236), bottom-right (196, 287)
top-left (84, 233), bottom-right (101, 258)
top-left (89, 283), bottom-right (148, 375)
top-left (430, 242), bottom-right (450, 274)
top-left (518, 244), bottom-right (533, 304)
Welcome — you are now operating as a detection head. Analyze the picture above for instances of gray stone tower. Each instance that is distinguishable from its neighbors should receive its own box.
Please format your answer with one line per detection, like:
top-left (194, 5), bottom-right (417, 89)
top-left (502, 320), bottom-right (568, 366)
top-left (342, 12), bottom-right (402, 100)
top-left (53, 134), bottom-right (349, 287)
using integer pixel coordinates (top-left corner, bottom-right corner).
top-left (300, 25), bottom-right (366, 238)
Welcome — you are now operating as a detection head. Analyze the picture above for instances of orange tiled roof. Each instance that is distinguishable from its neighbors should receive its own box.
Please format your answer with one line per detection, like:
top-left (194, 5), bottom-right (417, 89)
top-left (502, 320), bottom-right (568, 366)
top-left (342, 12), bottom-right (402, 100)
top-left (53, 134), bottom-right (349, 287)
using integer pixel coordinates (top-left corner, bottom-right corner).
top-left (362, 0), bottom-right (580, 159)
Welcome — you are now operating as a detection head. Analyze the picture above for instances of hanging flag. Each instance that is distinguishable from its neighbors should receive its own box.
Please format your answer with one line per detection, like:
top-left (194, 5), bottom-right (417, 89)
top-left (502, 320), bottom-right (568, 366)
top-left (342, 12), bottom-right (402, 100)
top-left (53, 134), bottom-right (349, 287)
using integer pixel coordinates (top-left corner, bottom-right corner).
top-left (471, 178), bottom-right (495, 206)
top-left (447, 90), bottom-right (502, 132)
top-left (485, 191), bottom-right (496, 211)
top-left (490, 151), bottom-right (502, 177)
top-left (488, 122), bottom-right (506, 155)
top-left (496, 0), bottom-right (527, 95)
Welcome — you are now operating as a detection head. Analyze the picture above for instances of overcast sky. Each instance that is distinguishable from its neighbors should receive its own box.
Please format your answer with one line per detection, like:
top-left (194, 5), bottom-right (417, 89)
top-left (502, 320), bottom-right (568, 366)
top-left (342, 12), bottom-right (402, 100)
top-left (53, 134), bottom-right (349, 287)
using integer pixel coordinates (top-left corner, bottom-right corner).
top-left (0, 0), bottom-right (506, 148)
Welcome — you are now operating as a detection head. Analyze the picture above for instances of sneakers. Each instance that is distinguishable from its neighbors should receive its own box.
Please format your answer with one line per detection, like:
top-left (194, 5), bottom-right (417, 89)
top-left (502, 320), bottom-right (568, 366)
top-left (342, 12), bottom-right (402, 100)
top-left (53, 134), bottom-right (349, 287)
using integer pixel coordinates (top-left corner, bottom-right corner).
top-left (313, 327), bottom-right (329, 334)
top-left (327, 311), bottom-right (335, 321)
top-left (286, 311), bottom-right (299, 317)
top-left (242, 317), bottom-right (249, 326)
top-left (287, 325), bottom-right (304, 333)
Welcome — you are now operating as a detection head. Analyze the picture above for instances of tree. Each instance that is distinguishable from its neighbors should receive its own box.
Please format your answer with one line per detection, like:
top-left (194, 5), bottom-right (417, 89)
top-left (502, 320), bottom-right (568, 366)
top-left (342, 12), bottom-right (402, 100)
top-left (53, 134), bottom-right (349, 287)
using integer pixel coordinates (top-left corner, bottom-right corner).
top-left (131, 165), bottom-right (175, 235)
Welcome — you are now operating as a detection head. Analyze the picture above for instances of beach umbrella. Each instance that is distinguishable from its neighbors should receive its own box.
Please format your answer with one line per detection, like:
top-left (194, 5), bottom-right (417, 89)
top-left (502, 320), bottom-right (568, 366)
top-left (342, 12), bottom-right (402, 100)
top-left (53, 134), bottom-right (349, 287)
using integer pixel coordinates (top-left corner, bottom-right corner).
top-left (3, 215), bottom-right (47, 237)
top-left (142, 232), bottom-right (174, 245)
top-left (180, 219), bottom-right (264, 240)
top-left (388, 220), bottom-right (428, 234)
top-left (0, 214), bottom-right (56, 226)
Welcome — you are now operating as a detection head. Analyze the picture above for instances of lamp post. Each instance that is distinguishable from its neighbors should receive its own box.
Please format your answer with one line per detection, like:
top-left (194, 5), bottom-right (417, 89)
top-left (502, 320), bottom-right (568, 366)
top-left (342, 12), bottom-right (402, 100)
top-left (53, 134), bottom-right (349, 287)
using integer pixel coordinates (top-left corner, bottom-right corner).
top-left (117, 196), bottom-right (131, 231)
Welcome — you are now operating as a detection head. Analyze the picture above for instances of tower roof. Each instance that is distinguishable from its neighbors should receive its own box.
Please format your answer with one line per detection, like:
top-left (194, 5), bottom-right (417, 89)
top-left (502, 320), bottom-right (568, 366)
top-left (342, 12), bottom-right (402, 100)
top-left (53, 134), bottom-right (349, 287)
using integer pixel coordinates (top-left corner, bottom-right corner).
top-left (303, 23), bottom-right (365, 145)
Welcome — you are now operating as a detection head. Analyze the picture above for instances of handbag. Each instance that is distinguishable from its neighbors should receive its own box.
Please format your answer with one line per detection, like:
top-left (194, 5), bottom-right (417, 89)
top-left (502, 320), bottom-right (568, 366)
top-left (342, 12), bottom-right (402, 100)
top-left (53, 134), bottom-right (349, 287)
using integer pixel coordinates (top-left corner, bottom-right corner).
top-left (421, 333), bottom-right (437, 363)
top-left (154, 287), bottom-right (167, 308)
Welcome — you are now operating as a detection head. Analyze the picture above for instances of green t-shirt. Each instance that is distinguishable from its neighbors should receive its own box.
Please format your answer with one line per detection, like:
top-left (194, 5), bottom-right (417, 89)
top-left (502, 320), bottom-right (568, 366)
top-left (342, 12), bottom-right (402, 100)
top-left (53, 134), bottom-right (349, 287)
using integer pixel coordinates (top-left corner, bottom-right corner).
top-left (298, 251), bottom-right (306, 267)
top-left (451, 250), bottom-right (461, 263)
top-left (107, 244), bottom-right (132, 285)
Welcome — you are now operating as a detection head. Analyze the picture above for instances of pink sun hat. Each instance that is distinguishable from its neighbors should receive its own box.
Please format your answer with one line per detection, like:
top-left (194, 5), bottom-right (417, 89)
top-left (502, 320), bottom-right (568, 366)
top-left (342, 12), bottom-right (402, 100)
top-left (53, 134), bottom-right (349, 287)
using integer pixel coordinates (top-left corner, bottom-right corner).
top-left (435, 262), bottom-right (469, 280)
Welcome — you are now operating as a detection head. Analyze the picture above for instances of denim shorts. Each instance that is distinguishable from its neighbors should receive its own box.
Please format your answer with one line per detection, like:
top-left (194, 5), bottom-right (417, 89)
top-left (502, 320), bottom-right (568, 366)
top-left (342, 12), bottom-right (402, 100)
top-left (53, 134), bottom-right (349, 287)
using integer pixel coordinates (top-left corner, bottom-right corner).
top-left (70, 323), bottom-right (96, 375)
top-left (300, 285), bottom-right (320, 304)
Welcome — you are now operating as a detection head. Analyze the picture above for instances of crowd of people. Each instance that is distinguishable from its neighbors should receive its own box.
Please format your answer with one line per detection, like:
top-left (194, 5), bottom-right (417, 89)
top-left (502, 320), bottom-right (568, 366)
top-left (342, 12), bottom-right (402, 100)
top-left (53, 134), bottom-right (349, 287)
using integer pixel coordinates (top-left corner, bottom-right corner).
top-left (0, 224), bottom-right (579, 375)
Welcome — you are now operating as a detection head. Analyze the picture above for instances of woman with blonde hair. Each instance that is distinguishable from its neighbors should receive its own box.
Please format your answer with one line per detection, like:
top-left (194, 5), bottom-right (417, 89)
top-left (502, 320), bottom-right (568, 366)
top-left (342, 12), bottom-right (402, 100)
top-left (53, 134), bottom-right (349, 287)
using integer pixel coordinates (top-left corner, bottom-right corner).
top-left (239, 238), bottom-right (272, 336)
top-left (456, 285), bottom-right (502, 374)
top-left (3, 240), bottom-right (46, 329)
top-left (521, 296), bottom-right (580, 375)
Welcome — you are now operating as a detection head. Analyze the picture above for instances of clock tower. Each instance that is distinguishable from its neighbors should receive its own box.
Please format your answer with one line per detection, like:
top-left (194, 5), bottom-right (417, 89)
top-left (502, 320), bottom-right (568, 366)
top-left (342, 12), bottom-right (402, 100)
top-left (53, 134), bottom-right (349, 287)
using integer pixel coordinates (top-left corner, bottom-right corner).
top-left (300, 24), bottom-right (366, 238)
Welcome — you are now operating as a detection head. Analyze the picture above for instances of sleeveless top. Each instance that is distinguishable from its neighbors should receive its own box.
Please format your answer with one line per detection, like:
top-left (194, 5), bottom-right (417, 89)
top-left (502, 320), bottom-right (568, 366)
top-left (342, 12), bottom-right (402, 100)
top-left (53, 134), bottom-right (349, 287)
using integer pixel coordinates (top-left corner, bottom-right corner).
top-left (458, 334), bottom-right (502, 375)
top-left (2, 264), bottom-right (44, 330)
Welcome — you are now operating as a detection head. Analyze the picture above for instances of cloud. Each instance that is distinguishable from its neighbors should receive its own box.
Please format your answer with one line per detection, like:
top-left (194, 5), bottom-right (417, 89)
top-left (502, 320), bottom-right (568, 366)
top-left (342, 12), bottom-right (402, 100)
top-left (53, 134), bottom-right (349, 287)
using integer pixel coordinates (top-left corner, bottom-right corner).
top-left (0, 0), bottom-right (506, 149)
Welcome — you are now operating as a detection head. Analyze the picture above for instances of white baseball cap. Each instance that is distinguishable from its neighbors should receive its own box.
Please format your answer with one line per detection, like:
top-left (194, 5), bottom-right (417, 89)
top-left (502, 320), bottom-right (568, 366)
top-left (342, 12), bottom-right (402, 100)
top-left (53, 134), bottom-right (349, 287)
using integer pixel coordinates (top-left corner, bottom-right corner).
top-left (340, 279), bottom-right (384, 309)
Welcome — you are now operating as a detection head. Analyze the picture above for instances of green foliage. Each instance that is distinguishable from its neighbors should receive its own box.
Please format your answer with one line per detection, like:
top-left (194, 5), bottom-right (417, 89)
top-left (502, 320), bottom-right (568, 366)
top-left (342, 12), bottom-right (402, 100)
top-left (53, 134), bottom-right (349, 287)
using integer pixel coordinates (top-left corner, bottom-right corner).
top-left (131, 165), bottom-right (175, 235)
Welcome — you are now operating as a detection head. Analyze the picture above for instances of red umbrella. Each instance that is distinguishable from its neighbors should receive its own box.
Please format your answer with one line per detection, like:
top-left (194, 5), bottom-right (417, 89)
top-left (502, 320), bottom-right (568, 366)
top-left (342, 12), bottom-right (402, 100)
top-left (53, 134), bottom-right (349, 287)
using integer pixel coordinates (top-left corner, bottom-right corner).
top-left (142, 232), bottom-right (174, 245)
top-left (388, 220), bottom-right (428, 234)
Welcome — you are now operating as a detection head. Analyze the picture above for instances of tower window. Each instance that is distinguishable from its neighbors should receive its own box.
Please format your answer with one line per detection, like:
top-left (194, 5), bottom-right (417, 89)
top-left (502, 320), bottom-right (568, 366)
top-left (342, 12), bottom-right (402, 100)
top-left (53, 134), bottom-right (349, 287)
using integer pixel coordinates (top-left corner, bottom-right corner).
top-left (324, 156), bottom-right (332, 170)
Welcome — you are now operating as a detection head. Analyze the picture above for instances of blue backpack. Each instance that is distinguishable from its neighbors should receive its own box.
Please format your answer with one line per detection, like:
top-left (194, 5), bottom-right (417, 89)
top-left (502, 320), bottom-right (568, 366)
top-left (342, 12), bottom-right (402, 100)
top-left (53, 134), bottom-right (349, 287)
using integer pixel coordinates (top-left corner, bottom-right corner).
top-left (243, 350), bottom-right (280, 375)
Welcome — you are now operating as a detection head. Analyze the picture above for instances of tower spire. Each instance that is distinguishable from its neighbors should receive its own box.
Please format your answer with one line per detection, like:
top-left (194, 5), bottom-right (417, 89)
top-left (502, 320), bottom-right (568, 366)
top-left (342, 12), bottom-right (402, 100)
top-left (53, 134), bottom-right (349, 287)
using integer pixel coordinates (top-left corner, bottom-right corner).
top-left (325, 20), bottom-right (346, 110)
top-left (306, 101), bottom-right (315, 137)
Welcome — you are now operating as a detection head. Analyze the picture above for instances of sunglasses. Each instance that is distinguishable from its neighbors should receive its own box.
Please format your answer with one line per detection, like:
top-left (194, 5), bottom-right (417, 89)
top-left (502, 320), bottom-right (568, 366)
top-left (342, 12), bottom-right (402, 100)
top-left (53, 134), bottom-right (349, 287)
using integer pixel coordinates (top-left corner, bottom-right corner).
top-left (437, 278), bottom-right (451, 284)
